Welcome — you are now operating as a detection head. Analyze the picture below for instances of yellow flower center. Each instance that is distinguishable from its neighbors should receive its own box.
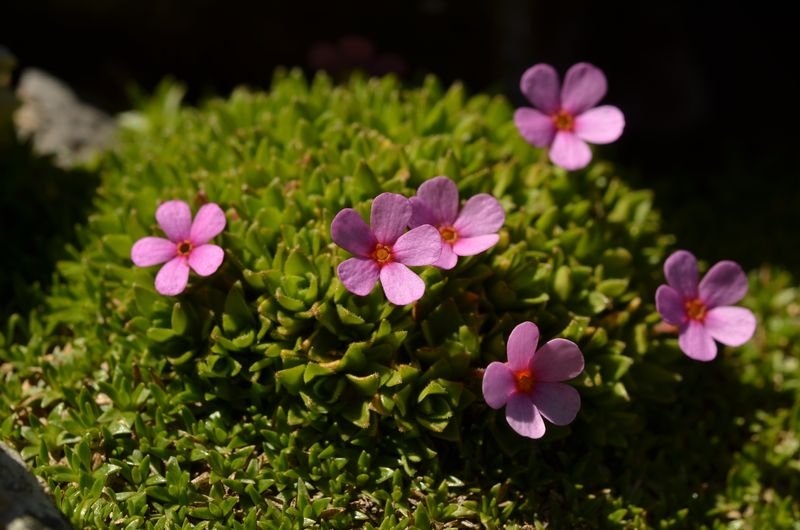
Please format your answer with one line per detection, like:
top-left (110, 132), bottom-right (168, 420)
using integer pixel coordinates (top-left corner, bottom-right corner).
top-left (440, 226), bottom-right (458, 243)
top-left (552, 109), bottom-right (575, 131)
top-left (514, 369), bottom-right (535, 393)
top-left (176, 240), bottom-right (193, 256)
top-left (371, 244), bottom-right (393, 264)
top-left (684, 298), bottom-right (707, 322)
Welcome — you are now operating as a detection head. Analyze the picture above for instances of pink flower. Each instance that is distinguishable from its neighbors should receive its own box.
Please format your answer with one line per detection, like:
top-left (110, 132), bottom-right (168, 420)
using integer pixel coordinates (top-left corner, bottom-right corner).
top-left (408, 176), bottom-right (505, 270)
top-left (655, 250), bottom-right (756, 362)
top-left (513, 62), bottom-right (625, 171)
top-left (131, 200), bottom-right (226, 296)
top-left (482, 321), bottom-right (584, 439)
top-left (330, 192), bottom-right (442, 305)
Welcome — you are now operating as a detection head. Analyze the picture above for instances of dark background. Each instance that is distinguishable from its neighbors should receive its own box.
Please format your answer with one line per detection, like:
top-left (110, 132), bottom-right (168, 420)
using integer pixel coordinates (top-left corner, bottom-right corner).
top-left (2, 0), bottom-right (798, 271)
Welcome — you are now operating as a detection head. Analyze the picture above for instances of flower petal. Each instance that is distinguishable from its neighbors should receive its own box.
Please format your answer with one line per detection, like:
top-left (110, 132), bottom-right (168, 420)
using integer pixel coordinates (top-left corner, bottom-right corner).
top-left (699, 260), bottom-right (748, 308)
top-left (156, 200), bottom-right (192, 242)
top-left (514, 108), bottom-right (556, 148)
top-left (519, 63), bottom-right (560, 114)
top-left (531, 338), bottom-right (584, 382)
top-left (452, 234), bottom-right (500, 256)
top-left (678, 320), bottom-right (717, 361)
top-left (704, 306), bottom-right (756, 347)
top-left (549, 131), bottom-right (592, 170)
top-left (482, 362), bottom-right (515, 409)
top-left (371, 192), bottom-right (411, 244)
top-left (131, 237), bottom-right (176, 267)
top-left (664, 250), bottom-right (699, 298)
top-left (155, 257), bottom-right (190, 296)
top-left (380, 262), bottom-right (425, 305)
top-left (560, 62), bottom-right (608, 115)
top-left (453, 194), bottom-right (505, 238)
top-left (655, 284), bottom-right (686, 325)
top-left (409, 176), bottom-right (459, 227)
top-left (506, 321), bottom-right (539, 372)
top-left (337, 257), bottom-right (380, 296)
top-left (505, 394), bottom-right (546, 439)
top-left (187, 244), bottom-right (224, 276)
top-left (434, 242), bottom-right (458, 269)
top-left (331, 208), bottom-right (377, 257)
top-left (392, 225), bottom-right (442, 266)
top-left (531, 382), bottom-right (581, 426)
top-left (189, 203), bottom-right (226, 245)
top-left (574, 105), bottom-right (625, 144)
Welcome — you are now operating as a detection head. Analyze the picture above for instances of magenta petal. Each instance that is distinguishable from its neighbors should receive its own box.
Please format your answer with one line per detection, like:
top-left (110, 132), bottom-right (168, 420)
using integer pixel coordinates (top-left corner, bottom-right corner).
top-left (514, 108), bottom-right (556, 148)
top-left (519, 63), bottom-right (561, 114)
top-left (434, 243), bottom-right (458, 269)
top-left (337, 257), bottom-right (380, 296)
top-left (531, 338), bottom-right (584, 382)
top-left (505, 394), bottom-right (546, 439)
top-left (411, 176), bottom-right (459, 226)
top-left (699, 260), bottom-right (748, 308)
top-left (190, 203), bottom-right (226, 245)
top-left (679, 321), bottom-right (717, 361)
top-left (131, 237), bottom-right (176, 267)
top-left (331, 209), bottom-right (377, 257)
top-left (380, 262), bottom-right (425, 305)
top-left (188, 244), bottom-right (224, 276)
top-left (506, 321), bottom-right (539, 372)
top-left (482, 362), bottom-right (515, 409)
top-left (574, 105), bottom-right (625, 144)
top-left (408, 197), bottom-right (437, 229)
top-left (452, 234), bottom-right (500, 256)
top-left (560, 62), bottom-right (608, 115)
top-left (704, 306), bottom-right (756, 347)
top-left (156, 200), bottom-right (192, 242)
top-left (656, 285), bottom-right (687, 325)
top-left (549, 131), bottom-right (592, 170)
top-left (371, 192), bottom-right (411, 244)
top-left (393, 225), bottom-right (442, 266)
top-left (664, 250), bottom-right (699, 298)
top-left (453, 194), bottom-right (505, 238)
top-left (155, 257), bottom-right (190, 296)
top-left (531, 382), bottom-right (581, 426)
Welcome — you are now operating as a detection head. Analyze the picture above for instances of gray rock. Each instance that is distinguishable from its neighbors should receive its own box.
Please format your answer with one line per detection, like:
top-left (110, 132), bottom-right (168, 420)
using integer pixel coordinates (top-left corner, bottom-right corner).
top-left (0, 442), bottom-right (72, 530)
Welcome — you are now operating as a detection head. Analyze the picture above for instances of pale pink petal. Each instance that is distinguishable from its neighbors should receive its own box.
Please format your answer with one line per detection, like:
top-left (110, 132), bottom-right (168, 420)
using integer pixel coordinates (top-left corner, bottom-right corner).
top-left (482, 362), bottom-right (515, 409)
top-left (452, 194), bottom-right (505, 237)
top-left (678, 321), bottom-right (717, 362)
top-left (155, 257), bottom-right (190, 296)
top-left (506, 321), bottom-right (539, 372)
top-left (331, 208), bottom-right (377, 257)
top-left (664, 250), bottom-right (699, 298)
top-left (337, 257), bottom-right (380, 296)
top-left (574, 105), bottom-right (625, 144)
top-left (156, 200), bottom-right (192, 242)
top-left (655, 285), bottom-right (687, 325)
top-left (699, 261), bottom-right (748, 308)
top-left (379, 262), bottom-right (425, 305)
top-left (409, 176), bottom-right (459, 227)
top-left (514, 108), bottom-right (556, 148)
top-left (549, 131), bottom-right (592, 170)
top-left (434, 242), bottom-right (458, 269)
top-left (189, 203), bottom-right (226, 245)
top-left (519, 63), bottom-right (560, 114)
top-left (560, 62), bottom-right (608, 115)
top-left (531, 338), bottom-right (584, 382)
top-left (187, 244), bottom-right (224, 276)
top-left (392, 225), bottom-right (442, 266)
top-left (371, 193), bottom-right (411, 245)
top-left (704, 306), bottom-right (756, 347)
top-left (505, 394), bottom-right (546, 439)
top-left (452, 234), bottom-right (500, 256)
top-left (531, 382), bottom-right (581, 426)
top-left (131, 237), bottom-right (176, 267)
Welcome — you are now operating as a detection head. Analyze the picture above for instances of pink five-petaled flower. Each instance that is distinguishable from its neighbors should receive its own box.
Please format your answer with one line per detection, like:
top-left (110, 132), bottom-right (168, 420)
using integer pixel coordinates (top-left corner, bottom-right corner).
top-left (514, 62), bottom-right (625, 171)
top-left (482, 321), bottom-right (584, 439)
top-left (131, 200), bottom-right (226, 296)
top-left (408, 176), bottom-right (505, 270)
top-left (655, 250), bottom-right (756, 362)
top-left (331, 192), bottom-right (442, 305)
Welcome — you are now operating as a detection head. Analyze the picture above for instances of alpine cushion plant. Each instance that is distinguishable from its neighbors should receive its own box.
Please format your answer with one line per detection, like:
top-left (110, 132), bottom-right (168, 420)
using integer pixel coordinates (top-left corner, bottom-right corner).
top-left (655, 250), bottom-right (757, 361)
top-left (131, 200), bottom-right (226, 295)
top-left (331, 192), bottom-right (442, 304)
top-left (408, 176), bottom-right (505, 269)
top-left (482, 321), bottom-right (584, 439)
top-left (514, 62), bottom-right (625, 170)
